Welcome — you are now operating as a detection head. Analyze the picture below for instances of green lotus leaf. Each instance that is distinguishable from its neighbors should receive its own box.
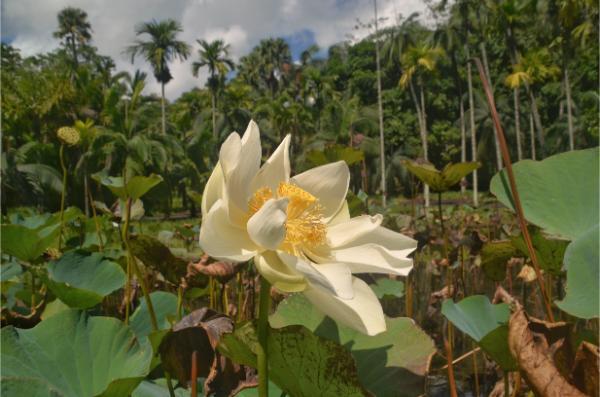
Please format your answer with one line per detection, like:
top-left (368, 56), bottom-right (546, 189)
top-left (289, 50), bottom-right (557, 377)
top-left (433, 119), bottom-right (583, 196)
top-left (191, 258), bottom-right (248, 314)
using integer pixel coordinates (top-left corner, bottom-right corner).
top-left (490, 148), bottom-right (598, 241)
top-left (269, 294), bottom-right (435, 396)
top-left (441, 295), bottom-right (516, 371)
top-left (219, 322), bottom-right (369, 397)
top-left (1, 223), bottom-right (60, 262)
top-left (1, 310), bottom-right (152, 396)
top-left (490, 148), bottom-right (599, 318)
top-left (556, 225), bottom-right (599, 319)
top-left (46, 250), bottom-right (126, 309)
top-left (403, 160), bottom-right (480, 192)
top-left (93, 173), bottom-right (162, 200)
top-left (371, 278), bottom-right (405, 300)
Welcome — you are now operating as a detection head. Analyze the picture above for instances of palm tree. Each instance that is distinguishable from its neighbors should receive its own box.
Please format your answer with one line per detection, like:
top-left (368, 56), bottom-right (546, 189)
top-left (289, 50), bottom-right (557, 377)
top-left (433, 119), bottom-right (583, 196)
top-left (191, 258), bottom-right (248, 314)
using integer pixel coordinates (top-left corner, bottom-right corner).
top-left (472, 1), bottom-right (503, 171)
top-left (399, 43), bottom-right (444, 209)
top-left (505, 49), bottom-right (559, 159)
top-left (554, 0), bottom-right (598, 150)
top-left (53, 7), bottom-right (92, 68)
top-left (457, 0), bottom-right (479, 206)
top-left (192, 39), bottom-right (235, 138)
top-left (126, 19), bottom-right (190, 135)
top-left (433, 10), bottom-right (469, 192)
top-left (373, 0), bottom-right (387, 207)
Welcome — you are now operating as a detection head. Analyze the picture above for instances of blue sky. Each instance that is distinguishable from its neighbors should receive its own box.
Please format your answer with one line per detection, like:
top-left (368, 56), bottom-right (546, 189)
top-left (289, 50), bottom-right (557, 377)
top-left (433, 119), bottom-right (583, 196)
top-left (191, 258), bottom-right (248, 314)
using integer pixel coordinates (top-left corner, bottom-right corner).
top-left (2, 0), bottom-right (428, 99)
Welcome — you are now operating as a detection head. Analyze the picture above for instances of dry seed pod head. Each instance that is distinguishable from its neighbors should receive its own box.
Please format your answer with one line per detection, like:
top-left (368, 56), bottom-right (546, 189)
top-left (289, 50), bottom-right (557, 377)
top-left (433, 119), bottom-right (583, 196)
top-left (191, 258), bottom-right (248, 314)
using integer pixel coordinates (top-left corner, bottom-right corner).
top-left (57, 126), bottom-right (80, 146)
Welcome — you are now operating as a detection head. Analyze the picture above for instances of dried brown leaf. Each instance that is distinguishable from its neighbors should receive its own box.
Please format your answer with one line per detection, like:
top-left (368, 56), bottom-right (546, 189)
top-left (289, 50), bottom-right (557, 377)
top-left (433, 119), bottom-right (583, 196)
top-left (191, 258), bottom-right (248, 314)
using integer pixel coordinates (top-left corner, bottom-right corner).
top-left (190, 257), bottom-right (238, 283)
top-left (508, 308), bottom-right (585, 397)
top-left (572, 341), bottom-right (600, 397)
top-left (158, 308), bottom-right (256, 396)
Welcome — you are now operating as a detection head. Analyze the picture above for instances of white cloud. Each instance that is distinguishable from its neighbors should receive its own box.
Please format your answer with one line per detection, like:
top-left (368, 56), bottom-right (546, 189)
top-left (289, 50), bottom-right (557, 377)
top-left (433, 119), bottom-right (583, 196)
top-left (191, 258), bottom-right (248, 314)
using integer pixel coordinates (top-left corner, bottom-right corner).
top-left (2, 0), bottom-right (429, 100)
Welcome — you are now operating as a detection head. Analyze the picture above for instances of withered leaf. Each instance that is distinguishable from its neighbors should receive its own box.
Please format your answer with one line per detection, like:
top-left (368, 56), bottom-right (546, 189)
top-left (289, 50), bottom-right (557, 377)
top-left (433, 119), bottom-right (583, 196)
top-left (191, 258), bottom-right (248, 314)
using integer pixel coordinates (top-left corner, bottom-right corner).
top-left (158, 308), bottom-right (257, 396)
top-left (572, 341), bottom-right (599, 397)
top-left (191, 258), bottom-right (238, 284)
top-left (508, 308), bottom-right (585, 397)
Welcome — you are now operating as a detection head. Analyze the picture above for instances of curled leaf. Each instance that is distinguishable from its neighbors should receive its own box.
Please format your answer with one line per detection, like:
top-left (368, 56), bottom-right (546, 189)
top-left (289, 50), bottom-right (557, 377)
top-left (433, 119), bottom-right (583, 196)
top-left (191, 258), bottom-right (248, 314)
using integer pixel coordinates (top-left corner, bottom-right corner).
top-left (190, 257), bottom-right (238, 283)
top-left (508, 308), bottom-right (585, 396)
top-left (159, 308), bottom-right (257, 396)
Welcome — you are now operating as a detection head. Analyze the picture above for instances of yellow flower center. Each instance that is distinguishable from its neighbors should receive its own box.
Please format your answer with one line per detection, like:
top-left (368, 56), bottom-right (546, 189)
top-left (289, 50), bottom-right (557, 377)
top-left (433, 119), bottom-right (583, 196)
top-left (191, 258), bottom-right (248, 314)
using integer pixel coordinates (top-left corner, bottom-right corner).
top-left (248, 182), bottom-right (327, 254)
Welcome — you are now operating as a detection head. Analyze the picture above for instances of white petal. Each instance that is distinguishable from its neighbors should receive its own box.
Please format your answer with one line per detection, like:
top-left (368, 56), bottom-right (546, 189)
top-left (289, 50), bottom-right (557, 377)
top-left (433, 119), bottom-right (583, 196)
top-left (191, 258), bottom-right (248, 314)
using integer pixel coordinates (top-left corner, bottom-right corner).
top-left (291, 161), bottom-right (350, 221)
top-left (327, 214), bottom-right (383, 247)
top-left (201, 162), bottom-right (224, 217)
top-left (255, 251), bottom-right (307, 292)
top-left (219, 133), bottom-right (242, 177)
top-left (220, 123), bottom-right (262, 226)
top-left (247, 198), bottom-right (289, 250)
top-left (326, 216), bottom-right (417, 276)
top-left (328, 200), bottom-right (350, 226)
top-left (330, 245), bottom-right (414, 276)
top-left (250, 134), bottom-right (291, 193)
top-left (338, 224), bottom-right (418, 251)
top-left (199, 199), bottom-right (257, 262)
top-left (278, 252), bottom-right (354, 299)
top-left (303, 276), bottom-right (386, 336)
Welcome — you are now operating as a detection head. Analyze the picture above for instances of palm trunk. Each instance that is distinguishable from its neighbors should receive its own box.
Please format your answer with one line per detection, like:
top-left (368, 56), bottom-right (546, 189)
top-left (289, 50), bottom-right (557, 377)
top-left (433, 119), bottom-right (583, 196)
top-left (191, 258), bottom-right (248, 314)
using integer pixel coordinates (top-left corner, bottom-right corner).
top-left (373, 0), bottom-right (386, 208)
top-left (211, 92), bottom-right (217, 139)
top-left (525, 83), bottom-right (544, 155)
top-left (161, 82), bottom-right (166, 135)
top-left (466, 49), bottom-right (478, 207)
top-left (460, 96), bottom-right (467, 194)
top-left (564, 68), bottom-right (575, 150)
top-left (419, 84), bottom-right (430, 209)
top-left (408, 80), bottom-right (429, 210)
top-left (529, 112), bottom-right (536, 160)
top-left (480, 43), bottom-right (502, 171)
top-left (514, 88), bottom-right (523, 161)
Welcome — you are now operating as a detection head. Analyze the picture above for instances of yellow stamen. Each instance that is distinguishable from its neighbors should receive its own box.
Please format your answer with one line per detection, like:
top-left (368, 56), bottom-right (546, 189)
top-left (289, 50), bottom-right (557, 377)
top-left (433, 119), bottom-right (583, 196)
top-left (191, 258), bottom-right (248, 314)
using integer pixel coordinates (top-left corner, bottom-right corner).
top-left (247, 182), bottom-right (327, 254)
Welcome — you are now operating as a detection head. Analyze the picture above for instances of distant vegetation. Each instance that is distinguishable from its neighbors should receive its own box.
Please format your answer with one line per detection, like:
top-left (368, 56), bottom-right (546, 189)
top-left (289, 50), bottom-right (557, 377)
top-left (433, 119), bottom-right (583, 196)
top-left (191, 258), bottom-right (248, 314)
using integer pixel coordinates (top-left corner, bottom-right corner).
top-left (2, 0), bottom-right (598, 214)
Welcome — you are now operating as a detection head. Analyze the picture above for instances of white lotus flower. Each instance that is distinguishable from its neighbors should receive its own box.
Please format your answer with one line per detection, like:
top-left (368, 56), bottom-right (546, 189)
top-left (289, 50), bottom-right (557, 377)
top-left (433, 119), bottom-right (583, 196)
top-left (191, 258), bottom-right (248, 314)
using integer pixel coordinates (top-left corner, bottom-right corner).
top-left (200, 120), bottom-right (417, 335)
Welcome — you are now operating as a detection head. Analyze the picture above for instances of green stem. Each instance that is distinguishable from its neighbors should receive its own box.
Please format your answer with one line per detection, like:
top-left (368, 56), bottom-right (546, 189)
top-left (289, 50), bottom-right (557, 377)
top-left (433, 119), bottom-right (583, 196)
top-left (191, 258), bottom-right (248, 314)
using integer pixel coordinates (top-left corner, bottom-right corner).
top-left (130, 257), bottom-right (159, 330)
top-left (58, 144), bottom-right (67, 251)
top-left (88, 188), bottom-right (104, 251)
top-left (121, 196), bottom-right (172, 396)
top-left (122, 198), bottom-right (133, 324)
top-left (176, 286), bottom-right (183, 321)
top-left (437, 191), bottom-right (444, 236)
top-left (237, 272), bottom-right (244, 322)
top-left (257, 276), bottom-right (271, 397)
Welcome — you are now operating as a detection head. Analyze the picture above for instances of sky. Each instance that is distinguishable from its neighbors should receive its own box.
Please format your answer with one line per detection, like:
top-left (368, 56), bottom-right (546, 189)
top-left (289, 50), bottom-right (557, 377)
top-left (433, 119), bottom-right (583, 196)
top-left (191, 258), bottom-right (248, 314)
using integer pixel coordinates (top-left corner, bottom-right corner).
top-left (2, 0), bottom-right (430, 100)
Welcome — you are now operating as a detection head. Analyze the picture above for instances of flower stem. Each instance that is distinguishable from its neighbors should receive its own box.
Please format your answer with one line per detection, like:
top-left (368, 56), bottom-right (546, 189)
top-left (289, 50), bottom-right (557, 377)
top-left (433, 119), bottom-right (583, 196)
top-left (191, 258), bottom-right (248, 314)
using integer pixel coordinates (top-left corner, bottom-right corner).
top-left (257, 276), bottom-right (271, 397)
top-left (87, 187), bottom-right (104, 251)
top-left (474, 58), bottom-right (554, 322)
top-left (58, 144), bottom-right (67, 251)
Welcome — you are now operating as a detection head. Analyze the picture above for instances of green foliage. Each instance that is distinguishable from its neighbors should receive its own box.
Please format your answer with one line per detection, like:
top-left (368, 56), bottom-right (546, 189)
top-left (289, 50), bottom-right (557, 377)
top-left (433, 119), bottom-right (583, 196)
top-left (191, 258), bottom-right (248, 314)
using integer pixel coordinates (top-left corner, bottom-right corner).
top-left (491, 148), bottom-right (598, 241)
top-left (93, 173), bottom-right (163, 200)
top-left (1, 310), bottom-right (152, 396)
top-left (305, 145), bottom-right (364, 168)
top-left (491, 148), bottom-right (599, 318)
top-left (556, 225), bottom-right (600, 319)
top-left (479, 241), bottom-right (519, 282)
top-left (128, 234), bottom-right (193, 285)
top-left (46, 250), bottom-right (126, 309)
top-left (130, 291), bottom-right (178, 339)
top-left (1, 224), bottom-right (59, 262)
top-left (219, 322), bottom-right (369, 397)
top-left (371, 277), bottom-right (405, 299)
top-left (403, 160), bottom-right (481, 192)
top-left (269, 294), bottom-right (435, 396)
top-left (442, 296), bottom-right (517, 371)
